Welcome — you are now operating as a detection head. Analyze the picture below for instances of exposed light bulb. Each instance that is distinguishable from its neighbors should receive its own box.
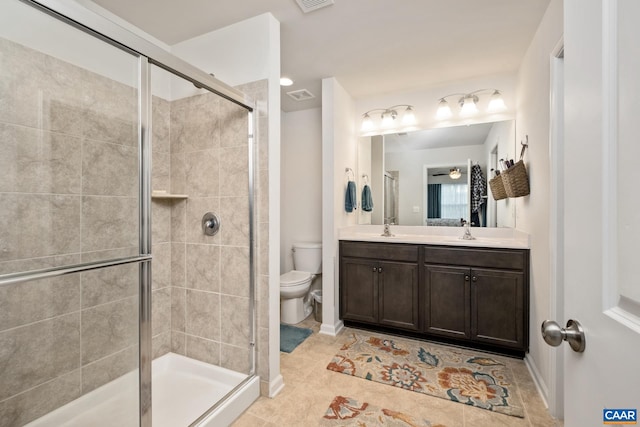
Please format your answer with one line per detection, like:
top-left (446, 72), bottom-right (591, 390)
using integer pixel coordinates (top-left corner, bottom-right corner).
top-left (381, 110), bottom-right (396, 127)
top-left (449, 168), bottom-right (462, 179)
top-left (460, 95), bottom-right (478, 116)
top-left (402, 106), bottom-right (416, 125)
top-left (280, 77), bottom-right (293, 86)
top-left (361, 113), bottom-right (373, 132)
top-left (487, 90), bottom-right (506, 112)
top-left (436, 99), bottom-right (452, 119)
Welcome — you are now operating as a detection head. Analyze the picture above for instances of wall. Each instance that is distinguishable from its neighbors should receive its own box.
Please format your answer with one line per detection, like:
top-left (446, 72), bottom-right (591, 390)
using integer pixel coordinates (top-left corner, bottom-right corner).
top-left (280, 108), bottom-right (322, 276)
top-left (172, 13), bottom-right (282, 397)
top-left (482, 120), bottom-right (516, 227)
top-left (0, 35), bottom-right (143, 426)
top-left (357, 137), bottom-right (372, 225)
top-left (513, 0), bottom-right (563, 407)
top-left (321, 77), bottom-right (358, 335)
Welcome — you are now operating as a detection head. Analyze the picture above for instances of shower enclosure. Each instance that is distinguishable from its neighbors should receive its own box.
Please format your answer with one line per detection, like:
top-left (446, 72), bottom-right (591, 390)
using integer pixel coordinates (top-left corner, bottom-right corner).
top-left (0, 1), bottom-right (258, 426)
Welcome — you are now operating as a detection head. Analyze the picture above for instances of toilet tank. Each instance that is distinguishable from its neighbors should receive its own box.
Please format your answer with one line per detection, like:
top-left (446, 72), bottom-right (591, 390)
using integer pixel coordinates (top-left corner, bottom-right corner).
top-left (292, 242), bottom-right (322, 274)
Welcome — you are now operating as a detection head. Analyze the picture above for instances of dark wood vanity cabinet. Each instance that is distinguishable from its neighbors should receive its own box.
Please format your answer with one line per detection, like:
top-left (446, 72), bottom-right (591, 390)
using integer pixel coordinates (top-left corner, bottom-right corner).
top-left (423, 246), bottom-right (529, 354)
top-left (339, 240), bottom-right (530, 356)
top-left (340, 241), bottom-right (420, 331)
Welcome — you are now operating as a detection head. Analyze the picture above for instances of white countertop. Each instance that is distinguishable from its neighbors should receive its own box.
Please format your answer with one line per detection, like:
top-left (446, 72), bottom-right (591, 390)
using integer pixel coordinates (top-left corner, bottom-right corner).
top-left (339, 225), bottom-right (530, 249)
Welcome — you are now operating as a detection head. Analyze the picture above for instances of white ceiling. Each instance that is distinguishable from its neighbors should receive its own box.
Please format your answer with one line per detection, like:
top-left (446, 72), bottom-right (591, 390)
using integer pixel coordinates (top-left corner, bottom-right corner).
top-left (90, 0), bottom-right (551, 112)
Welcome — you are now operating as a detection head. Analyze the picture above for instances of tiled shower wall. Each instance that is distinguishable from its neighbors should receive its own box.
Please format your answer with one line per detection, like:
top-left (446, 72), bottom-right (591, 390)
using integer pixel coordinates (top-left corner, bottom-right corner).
top-left (0, 37), bottom-right (143, 426)
top-left (0, 34), bottom-right (270, 425)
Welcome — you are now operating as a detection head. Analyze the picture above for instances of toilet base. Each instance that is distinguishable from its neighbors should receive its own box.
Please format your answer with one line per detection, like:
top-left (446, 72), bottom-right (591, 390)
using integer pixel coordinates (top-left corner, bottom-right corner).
top-left (281, 296), bottom-right (313, 324)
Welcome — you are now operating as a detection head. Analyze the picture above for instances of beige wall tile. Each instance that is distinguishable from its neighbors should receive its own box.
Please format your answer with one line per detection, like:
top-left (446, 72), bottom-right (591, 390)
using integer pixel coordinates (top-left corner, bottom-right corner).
top-left (171, 242), bottom-right (186, 288)
top-left (186, 244), bottom-right (220, 292)
top-left (81, 196), bottom-right (137, 253)
top-left (170, 200), bottom-right (187, 243)
top-left (171, 331), bottom-right (186, 355)
top-left (171, 286), bottom-right (186, 333)
top-left (170, 152), bottom-right (186, 195)
top-left (185, 149), bottom-right (219, 198)
top-left (220, 246), bottom-right (250, 298)
top-left (0, 255), bottom-right (81, 331)
top-left (152, 287), bottom-right (171, 336)
top-left (0, 124), bottom-right (82, 194)
top-left (152, 242), bottom-right (171, 290)
top-left (0, 313), bottom-right (80, 400)
top-left (0, 194), bottom-right (81, 262)
top-left (219, 146), bottom-right (249, 198)
top-left (257, 275), bottom-right (269, 330)
top-left (258, 222), bottom-right (269, 277)
top-left (81, 345), bottom-right (137, 394)
top-left (220, 295), bottom-right (250, 347)
top-left (257, 168), bottom-right (269, 224)
top-left (152, 199), bottom-right (172, 244)
top-left (170, 93), bottom-right (220, 153)
top-left (81, 297), bottom-right (137, 364)
top-left (153, 331), bottom-right (171, 359)
top-left (82, 109), bottom-right (137, 147)
top-left (82, 139), bottom-right (137, 197)
top-left (81, 262), bottom-right (137, 309)
top-left (257, 327), bottom-right (269, 380)
top-left (152, 150), bottom-right (171, 193)
top-left (0, 370), bottom-right (81, 427)
top-left (185, 289), bottom-right (220, 341)
top-left (220, 101), bottom-right (249, 148)
top-left (220, 196), bottom-right (249, 247)
top-left (220, 344), bottom-right (250, 374)
top-left (186, 335), bottom-right (220, 366)
top-left (152, 96), bottom-right (171, 154)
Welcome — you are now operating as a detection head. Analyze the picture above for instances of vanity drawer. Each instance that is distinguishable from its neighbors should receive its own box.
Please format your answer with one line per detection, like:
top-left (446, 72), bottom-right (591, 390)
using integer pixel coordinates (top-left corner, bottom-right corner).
top-left (340, 241), bottom-right (418, 262)
top-left (423, 246), bottom-right (527, 270)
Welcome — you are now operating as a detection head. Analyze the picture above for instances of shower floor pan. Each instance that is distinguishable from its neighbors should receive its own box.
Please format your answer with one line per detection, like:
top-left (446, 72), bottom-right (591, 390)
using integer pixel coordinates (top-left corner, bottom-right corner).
top-left (27, 353), bottom-right (259, 427)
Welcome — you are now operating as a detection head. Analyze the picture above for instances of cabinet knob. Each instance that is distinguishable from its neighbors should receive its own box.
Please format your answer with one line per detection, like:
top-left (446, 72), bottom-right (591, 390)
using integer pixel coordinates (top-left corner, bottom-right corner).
top-left (465, 275), bottom-right (470, 281)
top-left (378, 267), bottom-right (383, 273)
top-left (372, 267), bottom-right (377, 272)
top-left (472, 276), bottom-right (477, 282)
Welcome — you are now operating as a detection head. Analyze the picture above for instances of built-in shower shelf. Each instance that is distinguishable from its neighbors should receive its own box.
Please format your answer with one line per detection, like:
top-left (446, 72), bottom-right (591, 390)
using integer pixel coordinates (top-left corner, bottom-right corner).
top-left (152, 191), bottom-right (188, 200)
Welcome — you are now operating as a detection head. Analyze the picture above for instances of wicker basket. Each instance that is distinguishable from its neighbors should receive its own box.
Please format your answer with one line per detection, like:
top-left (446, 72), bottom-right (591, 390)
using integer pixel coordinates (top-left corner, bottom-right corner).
top-left (489, 175), bottom-right (508, 200)
top-left (501, 160), bottom-right (530, 198)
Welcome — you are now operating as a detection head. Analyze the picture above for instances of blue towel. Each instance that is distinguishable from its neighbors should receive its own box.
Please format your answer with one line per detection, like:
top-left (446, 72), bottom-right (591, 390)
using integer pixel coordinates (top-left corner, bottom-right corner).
top-left (345, 181), bottom-right (357, 212)
top-left (361, 184), bottom-right (374, 212)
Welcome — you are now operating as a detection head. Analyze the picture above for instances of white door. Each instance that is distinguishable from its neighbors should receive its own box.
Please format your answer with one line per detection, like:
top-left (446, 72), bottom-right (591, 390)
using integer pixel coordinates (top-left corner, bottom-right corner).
top-left (563, 1), bottom-right (640, 425)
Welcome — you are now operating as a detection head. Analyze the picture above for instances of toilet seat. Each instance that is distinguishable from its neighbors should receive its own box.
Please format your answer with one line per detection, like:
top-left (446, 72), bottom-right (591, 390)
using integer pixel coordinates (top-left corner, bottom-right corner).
top-left (280, 270), bottom-right (311, 287)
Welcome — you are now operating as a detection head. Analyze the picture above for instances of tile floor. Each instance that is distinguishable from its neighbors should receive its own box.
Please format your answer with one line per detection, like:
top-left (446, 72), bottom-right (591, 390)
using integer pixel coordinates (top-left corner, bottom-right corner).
top-left (232, 317), bottom-right (562, 427)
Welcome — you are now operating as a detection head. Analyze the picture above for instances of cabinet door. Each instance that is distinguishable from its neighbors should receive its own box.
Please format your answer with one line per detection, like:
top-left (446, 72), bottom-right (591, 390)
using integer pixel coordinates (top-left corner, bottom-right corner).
top-left (424, 265), bottom-right (470, 339)
top-left (340, 257), bottom-right (378, 324)
top-left (378, 261), bottom-right (419, 331)
top-left (471, 268), bottom-right (524, 349)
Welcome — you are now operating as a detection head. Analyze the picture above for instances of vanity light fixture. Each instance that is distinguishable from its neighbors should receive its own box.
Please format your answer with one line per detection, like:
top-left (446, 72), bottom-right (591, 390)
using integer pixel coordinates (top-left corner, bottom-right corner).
top-left (436, 89), bottom-right (506, 119)
top-left (360, 105), bottom-right (416, 132)
top-left (449, 167), bottom-right (462, 180)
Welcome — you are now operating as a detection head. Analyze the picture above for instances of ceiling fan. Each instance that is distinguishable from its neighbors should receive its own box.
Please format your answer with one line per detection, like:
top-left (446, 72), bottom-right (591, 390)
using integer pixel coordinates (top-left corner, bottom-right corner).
top-left (432, 167), bottom-right (462, 179)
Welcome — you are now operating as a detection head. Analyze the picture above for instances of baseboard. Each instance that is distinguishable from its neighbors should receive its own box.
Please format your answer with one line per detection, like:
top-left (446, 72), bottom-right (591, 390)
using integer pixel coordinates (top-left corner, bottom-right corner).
top-left (267, 374), bottom-right (284, 398)
top-left (524, 354), bottom-right (549, 409)
top-left (319, 320), bottom-right (344, 337)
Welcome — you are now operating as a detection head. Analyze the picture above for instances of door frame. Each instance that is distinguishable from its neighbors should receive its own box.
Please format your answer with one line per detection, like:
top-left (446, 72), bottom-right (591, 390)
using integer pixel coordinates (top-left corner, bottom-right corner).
top-left (548, 38), bottom-right (565, 419)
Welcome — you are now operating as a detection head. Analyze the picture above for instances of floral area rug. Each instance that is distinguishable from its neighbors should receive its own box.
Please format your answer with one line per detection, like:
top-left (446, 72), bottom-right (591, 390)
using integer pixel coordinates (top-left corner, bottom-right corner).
top-left (326, 333), bottom-right (524, 418)
top-left (320, 396), bottom-right (446, 427)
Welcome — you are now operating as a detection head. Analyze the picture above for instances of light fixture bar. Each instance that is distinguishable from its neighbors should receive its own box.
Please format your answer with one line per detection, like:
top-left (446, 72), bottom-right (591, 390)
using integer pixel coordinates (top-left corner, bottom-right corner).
top-left (435, 89), bottom-right (506, 120)
top-left (360, 104), bottom-right (416, 133)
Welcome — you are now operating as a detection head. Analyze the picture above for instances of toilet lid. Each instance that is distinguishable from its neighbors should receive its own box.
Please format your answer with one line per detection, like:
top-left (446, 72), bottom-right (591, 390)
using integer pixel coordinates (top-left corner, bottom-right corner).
top-left (280, 270), bottom-right (311, 286)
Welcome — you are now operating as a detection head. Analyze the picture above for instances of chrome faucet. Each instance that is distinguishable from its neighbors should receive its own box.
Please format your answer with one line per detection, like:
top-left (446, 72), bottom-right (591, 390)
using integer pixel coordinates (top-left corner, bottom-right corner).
top-left (381, 223), bottom-right (394, 237)
top-left (461, 220), bottom-right (476, 240)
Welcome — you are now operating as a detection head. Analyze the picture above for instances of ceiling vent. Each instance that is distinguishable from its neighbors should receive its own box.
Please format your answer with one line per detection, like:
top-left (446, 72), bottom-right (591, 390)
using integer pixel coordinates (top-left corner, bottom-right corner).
top-left (295, 0), bottom-right (334, 13)
top-left (286, 89), bottom-right (315, 101)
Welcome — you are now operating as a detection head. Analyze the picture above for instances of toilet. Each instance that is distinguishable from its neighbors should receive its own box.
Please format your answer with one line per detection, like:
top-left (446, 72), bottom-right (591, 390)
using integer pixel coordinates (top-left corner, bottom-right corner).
top-left (280, 242), bottom-right (322, 324)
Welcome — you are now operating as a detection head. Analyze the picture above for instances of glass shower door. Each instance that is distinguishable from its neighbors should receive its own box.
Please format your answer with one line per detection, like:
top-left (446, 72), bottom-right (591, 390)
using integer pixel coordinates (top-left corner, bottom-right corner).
top-left (0, 1), bottom-right (145, 425)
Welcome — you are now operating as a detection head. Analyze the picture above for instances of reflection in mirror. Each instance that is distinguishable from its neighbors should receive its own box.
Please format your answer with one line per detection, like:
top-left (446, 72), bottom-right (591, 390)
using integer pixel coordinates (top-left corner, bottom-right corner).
top-left (358, 120), bottom-right (516, 227)
top-left (425, 164), bottom-right (469, 227)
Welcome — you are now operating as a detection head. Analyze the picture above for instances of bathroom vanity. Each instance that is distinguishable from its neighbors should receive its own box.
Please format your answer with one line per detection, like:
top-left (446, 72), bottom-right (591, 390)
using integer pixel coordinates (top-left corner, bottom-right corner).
top-left (338, 227), bottom-right (530, 357)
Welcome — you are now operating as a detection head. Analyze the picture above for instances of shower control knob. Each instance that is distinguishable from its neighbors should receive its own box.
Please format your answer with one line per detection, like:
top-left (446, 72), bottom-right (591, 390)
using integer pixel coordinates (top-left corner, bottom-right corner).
top-left (202, 212), bottom-right (220, 236)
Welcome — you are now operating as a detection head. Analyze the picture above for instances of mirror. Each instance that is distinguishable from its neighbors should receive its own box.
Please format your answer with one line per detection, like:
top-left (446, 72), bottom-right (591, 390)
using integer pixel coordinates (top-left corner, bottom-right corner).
top-left (358, 120), bottom-right (516, 227)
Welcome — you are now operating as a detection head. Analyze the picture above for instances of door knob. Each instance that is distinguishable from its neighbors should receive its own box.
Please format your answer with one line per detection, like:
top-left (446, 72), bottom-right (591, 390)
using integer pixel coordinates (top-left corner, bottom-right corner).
top-left (541, 319), bottom-right (586, 353)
